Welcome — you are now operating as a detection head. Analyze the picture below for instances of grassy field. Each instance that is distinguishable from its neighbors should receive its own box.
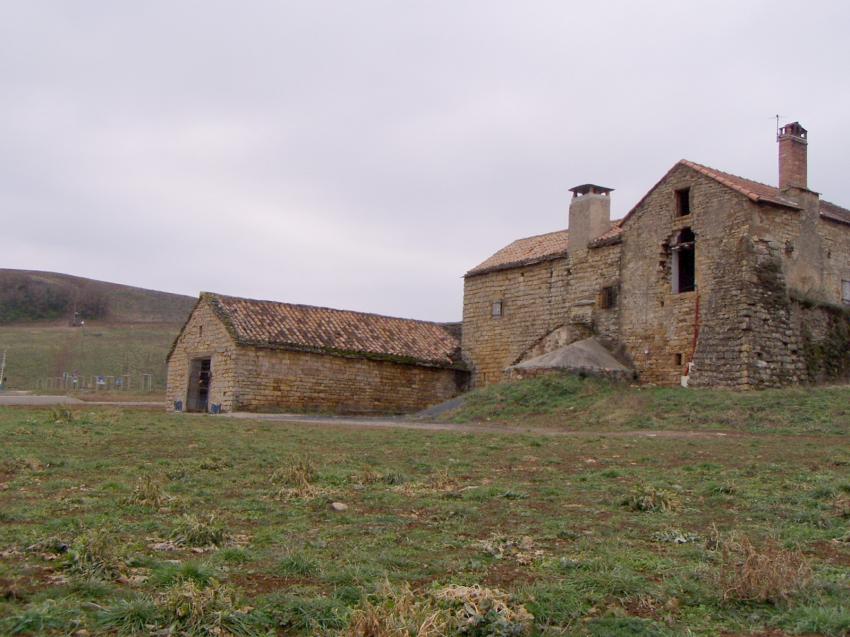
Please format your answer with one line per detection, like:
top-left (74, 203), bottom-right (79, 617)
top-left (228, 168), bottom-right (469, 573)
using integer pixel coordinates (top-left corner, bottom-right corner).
top-left (1, 382), bottom-right (849, 636)
top-left (443, 374), bottom-right (850, 435)
top-left (0, 322), bottom-right (178, 392)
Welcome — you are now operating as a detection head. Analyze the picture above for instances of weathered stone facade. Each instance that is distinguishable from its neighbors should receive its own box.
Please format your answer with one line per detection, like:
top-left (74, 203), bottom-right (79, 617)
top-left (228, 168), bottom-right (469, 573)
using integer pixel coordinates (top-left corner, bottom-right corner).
top-left (167, 294), bottom-right (467, 414)
top-left (463, 123), bottom-right (850, 389)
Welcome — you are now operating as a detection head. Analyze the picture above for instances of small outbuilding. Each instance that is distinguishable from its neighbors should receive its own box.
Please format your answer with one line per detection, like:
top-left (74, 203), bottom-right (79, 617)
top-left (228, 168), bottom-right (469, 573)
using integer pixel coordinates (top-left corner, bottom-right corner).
top-left (166, 293), bottom-right (468, 414)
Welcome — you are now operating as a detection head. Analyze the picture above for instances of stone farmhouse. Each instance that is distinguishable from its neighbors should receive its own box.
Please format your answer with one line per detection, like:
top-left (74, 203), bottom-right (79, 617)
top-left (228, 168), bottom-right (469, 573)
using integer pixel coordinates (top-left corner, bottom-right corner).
top-left (166, 293), bottom-right (467, 414)
top-left (462, 122), bottom-right (850, 388)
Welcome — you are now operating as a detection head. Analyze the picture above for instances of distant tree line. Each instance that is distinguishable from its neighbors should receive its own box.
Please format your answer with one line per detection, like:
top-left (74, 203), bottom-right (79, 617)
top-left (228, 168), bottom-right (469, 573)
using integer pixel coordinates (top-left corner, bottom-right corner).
top-left (0, 272), bottom-right (109, 324)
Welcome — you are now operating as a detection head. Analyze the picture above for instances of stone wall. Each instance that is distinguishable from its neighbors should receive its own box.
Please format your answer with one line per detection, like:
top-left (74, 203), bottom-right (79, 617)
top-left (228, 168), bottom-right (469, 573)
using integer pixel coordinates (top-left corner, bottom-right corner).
top-left (794, 301), bottom-right (850, 382)
top-left (618, 164), bottom-right (755, 385)
top-left (462, 258), bottom-right (571, 386)
top-left (233, 347), bottom-right (465, 414)
top-left (461, 240), bottom-right (623, 387)
top-left (166, 300), bottom-right (238, 411)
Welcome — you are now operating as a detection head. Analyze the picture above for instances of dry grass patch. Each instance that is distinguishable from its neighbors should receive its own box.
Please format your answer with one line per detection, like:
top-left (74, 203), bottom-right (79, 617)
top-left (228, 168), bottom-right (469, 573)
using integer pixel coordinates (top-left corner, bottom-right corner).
top-left (272, 455), bottom-right (325, 501)
top-left (346, 581), bottom-right (533, 637)
top-left (716, 533), bottom-right (812, 605)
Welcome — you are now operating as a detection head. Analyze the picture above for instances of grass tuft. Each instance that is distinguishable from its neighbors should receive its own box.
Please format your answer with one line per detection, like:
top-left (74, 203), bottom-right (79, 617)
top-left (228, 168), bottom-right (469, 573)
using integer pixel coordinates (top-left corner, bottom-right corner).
top-left (622, 486), bottom-right (681, 512)
top-left (170, 513), bottom-right (230, 548)
top-left (97, 596), bottom-right (159, 634)
top-left (125, 473), bottom-right (169, 508)
top-left (66, 527), bottom-right (127, 580)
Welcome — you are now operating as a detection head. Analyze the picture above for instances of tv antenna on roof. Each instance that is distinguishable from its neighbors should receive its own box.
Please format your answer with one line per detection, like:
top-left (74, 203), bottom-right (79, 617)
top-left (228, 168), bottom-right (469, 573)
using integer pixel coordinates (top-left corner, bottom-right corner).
top-left (773, 114), bottom-right (788, 139)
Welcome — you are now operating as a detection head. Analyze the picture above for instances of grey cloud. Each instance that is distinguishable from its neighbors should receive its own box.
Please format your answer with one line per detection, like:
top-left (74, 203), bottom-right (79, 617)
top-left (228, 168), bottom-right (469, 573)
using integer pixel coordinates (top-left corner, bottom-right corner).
top-left (2, 0), bottom-right (849, 320)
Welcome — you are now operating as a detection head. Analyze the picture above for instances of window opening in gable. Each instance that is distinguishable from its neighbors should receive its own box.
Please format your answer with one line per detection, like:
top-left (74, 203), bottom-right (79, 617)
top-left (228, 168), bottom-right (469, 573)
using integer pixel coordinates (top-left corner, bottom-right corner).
top-left (672, 227), bottom-right (696, 293)
top-left (675, 188), bottom-right (691, 216)
top-left (491, 300), bottom-right (503, 318)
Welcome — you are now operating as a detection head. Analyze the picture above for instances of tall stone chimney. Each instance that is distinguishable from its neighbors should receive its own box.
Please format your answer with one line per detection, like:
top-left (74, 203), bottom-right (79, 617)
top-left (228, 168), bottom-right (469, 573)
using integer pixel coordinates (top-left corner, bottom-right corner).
top-left (568, 184), bottom-right (613, 251)
top-left (778, 121), bottom-right (808, 190)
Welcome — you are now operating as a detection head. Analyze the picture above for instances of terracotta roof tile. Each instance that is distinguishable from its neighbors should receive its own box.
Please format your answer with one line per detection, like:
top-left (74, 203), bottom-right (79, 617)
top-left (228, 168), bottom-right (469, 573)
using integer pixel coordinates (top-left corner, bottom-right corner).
top-left (820, 199), bottom-right (850, 226)
top-left (588, 222), bottom-right (624, 247)
top-left (680, 160), bottom-right (802, 209)
top-left (204, 293), bottom-right (463, 369)
top-left (465, 230), bottom-right (569, 277)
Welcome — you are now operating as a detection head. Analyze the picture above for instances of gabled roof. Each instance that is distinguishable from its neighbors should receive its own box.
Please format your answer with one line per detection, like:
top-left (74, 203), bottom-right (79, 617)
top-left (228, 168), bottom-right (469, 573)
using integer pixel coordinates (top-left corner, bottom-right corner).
top-left (466, 158), bottom-right (850, 277)
top-left (465, 230), bottom-right (569, 277)
top-left (173, 293), bottom-right (465, 369)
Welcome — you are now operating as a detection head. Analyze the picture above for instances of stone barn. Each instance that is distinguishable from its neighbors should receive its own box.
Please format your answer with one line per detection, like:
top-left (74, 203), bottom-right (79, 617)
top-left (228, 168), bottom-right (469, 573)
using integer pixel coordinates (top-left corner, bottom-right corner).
top-left (166, 293), bottom-right (468, 414)
top-left (463, 122), bottom-right (850, 388)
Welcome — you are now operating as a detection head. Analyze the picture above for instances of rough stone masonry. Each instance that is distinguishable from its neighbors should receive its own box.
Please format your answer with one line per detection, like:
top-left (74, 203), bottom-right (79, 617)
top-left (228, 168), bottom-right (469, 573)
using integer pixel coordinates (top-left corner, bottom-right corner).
top-left (462, 122), bottom-right (850, 388)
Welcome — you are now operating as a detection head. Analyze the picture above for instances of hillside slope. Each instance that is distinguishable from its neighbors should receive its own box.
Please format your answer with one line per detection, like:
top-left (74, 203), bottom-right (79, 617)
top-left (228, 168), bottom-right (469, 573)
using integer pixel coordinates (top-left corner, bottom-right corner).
top-left (0, 269), bottom-right (196, 324)
top-left (0, 270), bottom-right (196, 391)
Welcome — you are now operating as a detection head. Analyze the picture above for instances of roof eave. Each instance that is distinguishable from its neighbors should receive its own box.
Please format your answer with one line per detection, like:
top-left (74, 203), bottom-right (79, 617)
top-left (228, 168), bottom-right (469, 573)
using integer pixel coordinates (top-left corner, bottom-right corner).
top-left (464, 251), bottom-right (569, 278)
top-left (233, 338), bottom-right (467, 371)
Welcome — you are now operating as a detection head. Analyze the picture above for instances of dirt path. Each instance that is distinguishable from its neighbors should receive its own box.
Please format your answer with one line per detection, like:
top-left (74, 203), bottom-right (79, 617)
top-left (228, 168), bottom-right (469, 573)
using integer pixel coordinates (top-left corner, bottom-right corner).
top-left (0, 394), bottom-right (162, 408)
top-left (226, 411), bottom-right (738, 439)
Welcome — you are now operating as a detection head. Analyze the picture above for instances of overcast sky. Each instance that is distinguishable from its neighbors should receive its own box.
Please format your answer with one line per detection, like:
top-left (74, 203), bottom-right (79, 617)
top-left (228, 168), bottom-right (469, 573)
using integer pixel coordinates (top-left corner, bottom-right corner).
top-left (2, 1), bottom-right (849, 321)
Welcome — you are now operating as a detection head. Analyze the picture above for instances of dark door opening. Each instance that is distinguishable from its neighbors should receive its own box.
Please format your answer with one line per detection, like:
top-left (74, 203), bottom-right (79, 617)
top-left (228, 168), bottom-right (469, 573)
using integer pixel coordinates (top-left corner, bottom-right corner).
top-left (187, 357), bottom-right (212, 412)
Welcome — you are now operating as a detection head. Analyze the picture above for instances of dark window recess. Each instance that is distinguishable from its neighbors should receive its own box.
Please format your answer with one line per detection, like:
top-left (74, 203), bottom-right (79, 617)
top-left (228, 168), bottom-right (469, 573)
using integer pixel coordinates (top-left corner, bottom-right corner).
top-left (675, 353), bottom-right (683, 367)
top-left (675, 188), bottom-right (691, 216)
top-left (198, 325), bottom-right (203, 338)
top-left (673, 227), bottom-right (696, 293)
top-left (599, 285), bottom-right (618, 309)
top-left (491, 301), bottom-right (503, 317)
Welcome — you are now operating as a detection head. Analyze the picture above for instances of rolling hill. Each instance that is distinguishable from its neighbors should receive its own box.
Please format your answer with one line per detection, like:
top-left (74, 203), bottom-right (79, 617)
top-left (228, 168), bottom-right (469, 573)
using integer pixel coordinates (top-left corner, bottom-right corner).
top-left (0, 270), bottom-right (197, 392)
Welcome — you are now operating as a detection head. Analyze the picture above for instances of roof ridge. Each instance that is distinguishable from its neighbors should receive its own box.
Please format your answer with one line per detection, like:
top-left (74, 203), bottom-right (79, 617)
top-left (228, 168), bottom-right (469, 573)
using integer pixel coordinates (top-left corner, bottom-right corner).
top-left (206, 292), bottom-right (450, 327)
top-left (504, 228), bottom-right (569, 244)
top-left (681, 159), bottom-right (781, 194)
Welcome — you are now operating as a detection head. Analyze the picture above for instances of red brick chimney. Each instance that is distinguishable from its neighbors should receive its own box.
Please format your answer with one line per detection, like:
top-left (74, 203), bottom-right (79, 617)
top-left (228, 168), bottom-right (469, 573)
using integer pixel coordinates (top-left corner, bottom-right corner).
top-left (777, 121), bottom-right (807, 190)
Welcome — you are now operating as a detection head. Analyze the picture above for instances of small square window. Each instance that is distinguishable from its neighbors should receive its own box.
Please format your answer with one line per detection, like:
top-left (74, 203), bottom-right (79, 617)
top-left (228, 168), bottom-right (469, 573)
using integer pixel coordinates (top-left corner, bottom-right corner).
top-left (675, 353), bottom-right (683, 367)
top-left (491, 301), bottom-right (503, 318)
top-left (842, 280), bottom-right (850, 305)
top-left (599, 285), bottom-right (618, 309)
top-left (675, 188), bottom-right (691, 216)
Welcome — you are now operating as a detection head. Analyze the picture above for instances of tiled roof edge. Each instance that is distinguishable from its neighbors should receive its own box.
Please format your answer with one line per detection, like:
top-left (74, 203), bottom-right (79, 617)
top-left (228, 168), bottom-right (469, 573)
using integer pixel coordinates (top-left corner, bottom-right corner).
top-left (235, 338), bottom-right (468, 370)
top-left (464, 250), bottom-right (569, 278)
top-left (204, 292), bottom-right (465, 370)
